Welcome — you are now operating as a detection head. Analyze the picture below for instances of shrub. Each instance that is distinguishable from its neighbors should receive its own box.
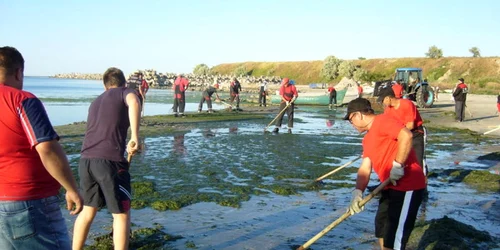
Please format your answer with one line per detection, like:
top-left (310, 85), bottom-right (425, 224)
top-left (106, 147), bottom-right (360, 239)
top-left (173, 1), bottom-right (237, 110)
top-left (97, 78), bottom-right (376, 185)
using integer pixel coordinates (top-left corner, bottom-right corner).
top-left (469, 47), bottom-right (481, 57)
top-left (320, 56), bottom-right (343, 80)
top-left (338, 61), bottom-right (356, 79)
top-left (193, 64), bottom-right (210, 75)
top-left (233, 65), bottom-right (250, 76)
top-left (425, 46), bottom-right (443, 59)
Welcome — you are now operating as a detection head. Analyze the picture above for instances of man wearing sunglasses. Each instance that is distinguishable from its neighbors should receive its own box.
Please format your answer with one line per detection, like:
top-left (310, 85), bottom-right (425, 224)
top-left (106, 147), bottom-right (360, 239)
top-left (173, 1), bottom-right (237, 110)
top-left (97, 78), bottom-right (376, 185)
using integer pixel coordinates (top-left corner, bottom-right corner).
top-left (344, 98), bottom-right (426, 250)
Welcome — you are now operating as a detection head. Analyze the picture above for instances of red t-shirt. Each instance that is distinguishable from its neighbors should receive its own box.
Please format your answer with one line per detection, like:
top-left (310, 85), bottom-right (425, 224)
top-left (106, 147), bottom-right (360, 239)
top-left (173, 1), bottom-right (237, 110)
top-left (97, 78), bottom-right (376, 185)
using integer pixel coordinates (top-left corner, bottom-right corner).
top-left (279, 84), bottom-right (298, 101)
top-left (391, 84), bottom-right (404, 98)
top-left (0, 85), bottom-right (60, 200)
top-left (362, 114), bottom-right (426, 191)
top-left (328, 87), bottom-right (335, 93)
top-left (357, 86), bottom-right (363, 94)
top-left (384, 99), bottom-right (423, 129)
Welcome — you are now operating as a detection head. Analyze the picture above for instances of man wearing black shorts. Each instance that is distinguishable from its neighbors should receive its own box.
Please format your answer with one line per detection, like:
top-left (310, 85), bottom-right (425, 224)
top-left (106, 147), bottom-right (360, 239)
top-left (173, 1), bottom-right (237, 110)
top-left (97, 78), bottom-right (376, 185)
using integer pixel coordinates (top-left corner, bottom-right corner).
top-left (344, 98), bottom-right (426, 250)
top-left (73, 67), bottom-right (141, 250)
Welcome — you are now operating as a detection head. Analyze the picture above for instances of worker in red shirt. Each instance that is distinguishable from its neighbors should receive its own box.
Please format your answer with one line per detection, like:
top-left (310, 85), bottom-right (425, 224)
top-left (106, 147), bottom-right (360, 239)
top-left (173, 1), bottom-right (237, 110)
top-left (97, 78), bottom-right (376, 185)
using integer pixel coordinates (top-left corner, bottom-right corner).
top-left (172, 74), bottom-right (189, 117)
top-left (273, 78), bottom-right (298, 133)
top-left (452, 78), bottom-right (468, 122)
top-left (327, 84), bottom-right (337, 110)
top-left (0, 46), bottom-right (83, 249)
top-left (344, 98), bottom-right (425, 250)
top-left (497, 93), bottom-right (500, 119)
top-left (357, 82), bottom-right (363, 98)
top-left (139, 73), bottom-right (149, 116)
top-left (377, 87), bottom-right (428, 182)
top-left (391, 80), bottom-right (404, 98)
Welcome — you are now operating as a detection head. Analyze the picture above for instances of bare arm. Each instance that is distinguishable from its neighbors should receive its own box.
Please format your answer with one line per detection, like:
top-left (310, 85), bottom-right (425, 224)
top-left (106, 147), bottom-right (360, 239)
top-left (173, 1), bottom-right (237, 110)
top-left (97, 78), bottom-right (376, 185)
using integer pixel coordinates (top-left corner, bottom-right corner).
top-left (395, 127), bottom-right (413, 164)
top-left (354, 157), bottom-right (372, 192)
top-left (405, 121), bottom-right (414, 131)
top-left (35, 140), bottom-right (82, 214)
top-left (126, 92), bottom-right (141, 153)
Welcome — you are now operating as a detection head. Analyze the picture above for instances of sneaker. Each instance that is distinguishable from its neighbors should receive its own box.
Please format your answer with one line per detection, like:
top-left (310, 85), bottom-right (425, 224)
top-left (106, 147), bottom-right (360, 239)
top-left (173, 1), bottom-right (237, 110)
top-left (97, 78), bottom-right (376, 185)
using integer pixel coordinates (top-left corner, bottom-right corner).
top-left (174, 113), bottom-right (178, 117)
top-left (272, 128), bottom-right (279, 133)
top-left (288, 129), bottom-right (292, 134)
top-left (208, 110), bottom-right (213, 113)
top-left (198, 110), bottom-right (201, 113)
top-left (180, 113), bottom-right (186, 118)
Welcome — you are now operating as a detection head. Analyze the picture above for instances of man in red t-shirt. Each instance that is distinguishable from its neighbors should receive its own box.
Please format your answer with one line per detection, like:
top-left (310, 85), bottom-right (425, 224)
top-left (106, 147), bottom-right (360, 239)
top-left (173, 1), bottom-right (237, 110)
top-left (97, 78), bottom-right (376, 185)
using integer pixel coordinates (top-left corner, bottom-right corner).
top-left (172, 74), bottom-right (189, 117)
top-left (273, 78), bottom-right (298, 133)
top-left (343, 98), bottom-right (425, 250)
top-left (0, 46), bottom-right (83, 249)
top-left (327, 84), bottom-right (337, 110)
top-left (391, 80), bottom-right (404, 98)
top-left (377, 87), bottom-right (428, 178)
top-left (357, 83), bottom-right (363, 98)
top-left (452, 78), bottom-right (468, 122)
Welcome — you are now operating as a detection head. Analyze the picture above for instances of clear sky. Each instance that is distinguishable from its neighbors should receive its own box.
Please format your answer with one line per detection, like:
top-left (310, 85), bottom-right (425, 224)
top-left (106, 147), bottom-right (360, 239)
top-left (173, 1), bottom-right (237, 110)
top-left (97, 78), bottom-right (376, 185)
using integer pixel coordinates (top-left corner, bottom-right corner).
top-left (1, 0), bottom-right (499, 76)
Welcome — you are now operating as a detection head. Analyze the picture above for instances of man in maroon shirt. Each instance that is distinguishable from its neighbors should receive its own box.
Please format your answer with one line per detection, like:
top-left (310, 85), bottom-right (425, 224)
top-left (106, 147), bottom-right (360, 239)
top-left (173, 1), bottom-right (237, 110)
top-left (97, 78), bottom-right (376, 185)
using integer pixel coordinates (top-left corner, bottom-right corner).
top-left (72, 67), bottom-right (141, 250)
top-left (273, 78), bottom-right (298, 133)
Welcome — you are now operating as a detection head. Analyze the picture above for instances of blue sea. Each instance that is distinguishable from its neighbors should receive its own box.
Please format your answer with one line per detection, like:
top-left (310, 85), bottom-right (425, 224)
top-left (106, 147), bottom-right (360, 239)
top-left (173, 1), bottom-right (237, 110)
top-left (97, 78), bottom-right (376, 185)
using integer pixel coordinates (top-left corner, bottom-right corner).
top-left (24, 76), bottom-right (225, 126)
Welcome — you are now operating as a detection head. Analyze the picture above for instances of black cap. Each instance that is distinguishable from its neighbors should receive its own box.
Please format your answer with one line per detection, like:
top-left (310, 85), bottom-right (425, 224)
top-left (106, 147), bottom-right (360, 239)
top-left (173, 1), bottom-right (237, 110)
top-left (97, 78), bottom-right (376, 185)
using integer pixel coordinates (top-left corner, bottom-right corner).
top-left (458, 78), bottom-right (464, 82)
top-left (376, 87), bottom-right (395, 103)
top-left (343, 98), bottom-right (373, 120)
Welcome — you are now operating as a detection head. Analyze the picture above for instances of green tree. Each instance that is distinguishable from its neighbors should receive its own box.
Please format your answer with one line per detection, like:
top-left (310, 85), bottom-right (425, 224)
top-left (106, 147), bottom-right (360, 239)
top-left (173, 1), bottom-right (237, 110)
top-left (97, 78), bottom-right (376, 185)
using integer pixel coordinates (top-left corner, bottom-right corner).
top-left (469, 47), bottom-right (481, 57)
top-left (338, 61), bottom-right (356, 79)
top-left (233, 65), bottom-right (249, 76)
top-left (358, 57), bottom-right (366, 60)
top-left (193, 64), bottom-right (210, 75)
top-left (425, 45), bottom-right (443, 59)
top-left (353, 68), bottom-right (368, 81)
top-left (320, 56), bottom-right (343, 80)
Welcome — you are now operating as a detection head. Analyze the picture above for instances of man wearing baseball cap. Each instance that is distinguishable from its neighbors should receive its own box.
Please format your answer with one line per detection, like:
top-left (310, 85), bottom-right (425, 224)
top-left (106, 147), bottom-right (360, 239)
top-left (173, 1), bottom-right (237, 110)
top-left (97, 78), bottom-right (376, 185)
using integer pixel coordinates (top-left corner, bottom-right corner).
top-left (377, 87), bottom-right (428, 180)
top-left (273, 78), bottom-right (298, 133)
top-left (344, 98), bottom-right (426, 250)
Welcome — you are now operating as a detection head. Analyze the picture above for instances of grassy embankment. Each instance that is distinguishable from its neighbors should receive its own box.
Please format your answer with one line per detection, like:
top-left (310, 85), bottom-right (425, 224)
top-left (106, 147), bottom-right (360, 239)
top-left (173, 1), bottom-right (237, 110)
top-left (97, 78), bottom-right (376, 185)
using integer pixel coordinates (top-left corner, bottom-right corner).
top-left (212, 57), bottom-right (500, 94)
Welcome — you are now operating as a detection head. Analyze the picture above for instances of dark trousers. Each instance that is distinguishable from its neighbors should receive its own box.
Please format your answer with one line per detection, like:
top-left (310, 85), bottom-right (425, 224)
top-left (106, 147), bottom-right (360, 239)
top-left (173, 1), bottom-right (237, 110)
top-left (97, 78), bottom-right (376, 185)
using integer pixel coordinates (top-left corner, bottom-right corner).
top-left (230, 93), bottom-right (240, 108)
top-left (173, 93), bottom-right (186, 114)
top-left (259, 92), bottom-right (266, 106)
top-left (455, 101), bottom-right (465, 121)
top-left (329, 93), bottom-right (337, 105)
top-left (276, 102), bottom-right (294, 128)
top-left (412, 128), bottom-right (427, 176)
top-left (198, 96), bottom-right (212, 111)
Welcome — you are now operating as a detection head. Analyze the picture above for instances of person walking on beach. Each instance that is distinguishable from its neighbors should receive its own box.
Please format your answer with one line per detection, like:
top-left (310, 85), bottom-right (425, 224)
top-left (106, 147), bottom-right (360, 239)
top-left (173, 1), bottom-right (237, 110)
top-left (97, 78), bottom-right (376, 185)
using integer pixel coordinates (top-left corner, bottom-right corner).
top-left (377, 87), bottom-right (428, 182)
top-left (327, 84), bottom-right (337, 110)
top-left (0, 46), bottom-right (83, 249)
top-left (229, 77), bottom-right (242, 110)
top-left (273, 78), bottom-right (298, 134)
top-left (452, 78), bottom-right (468, 122)
top-left (259, 80), bottom-right (268, 107)
top-left (72, 67), bottom-right (141, 250)
top-left (173, 73), bottom-right (189, 117)
top-left (139, 74), bottom-right (149, 116)
top-left (198, 82), bottom-right (221, 113)
top-left (497, 93), bottom-right (500, 119)
top-left (357, 82), bottom-right (363, 98)
top-left (344, 98), bottom-right (426, 250)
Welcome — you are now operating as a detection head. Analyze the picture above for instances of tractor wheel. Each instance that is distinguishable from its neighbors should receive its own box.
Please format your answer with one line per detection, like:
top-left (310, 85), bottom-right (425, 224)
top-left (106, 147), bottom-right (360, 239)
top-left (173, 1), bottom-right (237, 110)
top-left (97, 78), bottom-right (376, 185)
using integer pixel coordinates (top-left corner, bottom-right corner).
top-left (416, 85), bottom-right (434, 108)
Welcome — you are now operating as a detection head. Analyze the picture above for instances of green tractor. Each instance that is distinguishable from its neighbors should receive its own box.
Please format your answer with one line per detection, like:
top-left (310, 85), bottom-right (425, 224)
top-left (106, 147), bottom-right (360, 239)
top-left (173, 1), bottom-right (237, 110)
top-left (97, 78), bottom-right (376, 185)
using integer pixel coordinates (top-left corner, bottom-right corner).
top-left (374, 68), bottom-right (435, 108)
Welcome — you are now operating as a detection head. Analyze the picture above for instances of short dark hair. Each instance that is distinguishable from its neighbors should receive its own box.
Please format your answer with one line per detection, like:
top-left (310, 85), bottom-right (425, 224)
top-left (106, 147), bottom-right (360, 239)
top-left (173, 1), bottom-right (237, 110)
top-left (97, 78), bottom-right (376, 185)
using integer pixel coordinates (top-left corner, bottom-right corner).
top-left (0, 46), bottom-right (25, 77)
top-left (103, 67), bottom-right (126, 87)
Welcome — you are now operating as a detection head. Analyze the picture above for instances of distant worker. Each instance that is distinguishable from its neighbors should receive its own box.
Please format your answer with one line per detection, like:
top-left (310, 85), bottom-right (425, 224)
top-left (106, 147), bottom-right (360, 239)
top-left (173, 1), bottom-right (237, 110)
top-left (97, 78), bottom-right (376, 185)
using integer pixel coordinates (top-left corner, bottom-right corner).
top-left (139, 73), bottom-right (149, 116)
top-left (357, 82), bottom-right (363, 98)
top-left (409, 72), bottom-right (418, 85)
top-left (452, 78), bottom-right (468, 122)
top-left (127, 72), bottom-right (144, 109)
top-left (198, 83), bottom-right (221, 113)
top-left (497, 93), bottom-right (500, 119)
top-left (391, 80), bottom-right (404, 98)
top-left (230, 77), bottom-right (242, 110)
top-left (327, 84), bottom-right (337, 110)
top-left (273, 78), bottom-right (298, 134)
top-left (172, 74), bottom-right (189, 117)
top-left (259, 80), bottom-right (268, 107)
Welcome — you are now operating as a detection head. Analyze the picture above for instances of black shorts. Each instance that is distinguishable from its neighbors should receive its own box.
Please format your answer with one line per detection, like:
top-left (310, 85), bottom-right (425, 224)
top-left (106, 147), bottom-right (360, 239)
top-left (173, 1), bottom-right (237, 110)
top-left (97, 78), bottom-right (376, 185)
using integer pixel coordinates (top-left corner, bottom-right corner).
top-left (375, 188), bottom-right (424, 250)
top-left (79, 158), bottom-right (132, 213)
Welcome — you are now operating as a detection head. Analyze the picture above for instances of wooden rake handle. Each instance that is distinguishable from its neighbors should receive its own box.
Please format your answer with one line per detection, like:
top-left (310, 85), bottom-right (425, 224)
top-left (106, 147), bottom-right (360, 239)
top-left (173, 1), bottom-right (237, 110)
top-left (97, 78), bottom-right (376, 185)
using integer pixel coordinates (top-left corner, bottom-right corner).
top-left (315, 156), bottom-right (361, 182)
top-left (297, 179), bottom-right (391, 250)
top-left (265, 104), bottom-right (290, 130)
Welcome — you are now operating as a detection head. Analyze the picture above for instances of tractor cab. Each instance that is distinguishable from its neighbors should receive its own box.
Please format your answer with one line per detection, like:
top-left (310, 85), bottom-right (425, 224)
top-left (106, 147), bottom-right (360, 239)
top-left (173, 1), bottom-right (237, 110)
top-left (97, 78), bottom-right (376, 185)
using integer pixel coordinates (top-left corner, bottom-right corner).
top-left (393, 68), bottom-right (434, 108)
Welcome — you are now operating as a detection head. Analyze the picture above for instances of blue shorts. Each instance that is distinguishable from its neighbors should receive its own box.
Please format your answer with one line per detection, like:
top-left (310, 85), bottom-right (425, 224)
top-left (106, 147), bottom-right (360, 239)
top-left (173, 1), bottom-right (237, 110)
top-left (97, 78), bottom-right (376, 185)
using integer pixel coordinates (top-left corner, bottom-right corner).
top-left (0, 195), bottom-right (71, 250)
